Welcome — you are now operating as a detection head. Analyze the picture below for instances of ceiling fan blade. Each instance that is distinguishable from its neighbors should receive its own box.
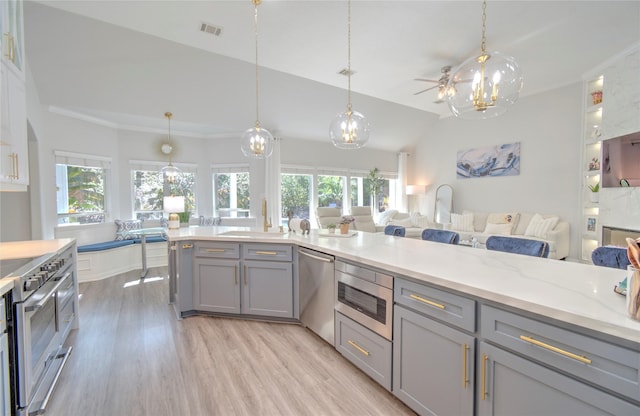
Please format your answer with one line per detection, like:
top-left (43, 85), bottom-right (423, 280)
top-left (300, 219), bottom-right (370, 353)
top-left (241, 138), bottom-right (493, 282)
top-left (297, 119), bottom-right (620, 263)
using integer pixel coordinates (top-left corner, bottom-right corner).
top-left (414, 78), bottom-right (439, 83)
top-left (413, 85), bottom-right (439, 95)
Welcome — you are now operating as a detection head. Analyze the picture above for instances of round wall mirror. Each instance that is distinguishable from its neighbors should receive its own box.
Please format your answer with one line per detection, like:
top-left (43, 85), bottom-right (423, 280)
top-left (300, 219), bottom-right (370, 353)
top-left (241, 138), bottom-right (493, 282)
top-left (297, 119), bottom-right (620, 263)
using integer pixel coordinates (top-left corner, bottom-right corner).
top-left (434, 184), bottom-right (453, 224)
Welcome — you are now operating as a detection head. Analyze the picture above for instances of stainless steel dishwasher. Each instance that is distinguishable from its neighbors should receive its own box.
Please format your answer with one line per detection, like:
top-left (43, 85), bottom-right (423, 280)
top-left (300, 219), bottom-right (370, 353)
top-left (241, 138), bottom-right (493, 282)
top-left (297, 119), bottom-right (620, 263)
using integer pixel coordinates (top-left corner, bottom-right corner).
top-left (298, 248), bottom-right (335, 346)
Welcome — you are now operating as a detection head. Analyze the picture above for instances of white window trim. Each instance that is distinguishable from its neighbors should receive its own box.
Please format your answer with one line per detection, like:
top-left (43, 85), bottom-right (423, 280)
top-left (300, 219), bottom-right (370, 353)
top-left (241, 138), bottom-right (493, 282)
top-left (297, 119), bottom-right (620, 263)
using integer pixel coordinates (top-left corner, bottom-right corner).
top-left (54, 150), bottom-right (112, 224)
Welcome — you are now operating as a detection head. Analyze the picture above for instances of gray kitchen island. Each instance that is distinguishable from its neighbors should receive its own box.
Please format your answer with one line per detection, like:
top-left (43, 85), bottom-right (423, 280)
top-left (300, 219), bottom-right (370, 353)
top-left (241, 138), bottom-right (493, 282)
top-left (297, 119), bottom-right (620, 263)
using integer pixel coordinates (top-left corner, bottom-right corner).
top-left (166, 226), bottom-right (640, 415)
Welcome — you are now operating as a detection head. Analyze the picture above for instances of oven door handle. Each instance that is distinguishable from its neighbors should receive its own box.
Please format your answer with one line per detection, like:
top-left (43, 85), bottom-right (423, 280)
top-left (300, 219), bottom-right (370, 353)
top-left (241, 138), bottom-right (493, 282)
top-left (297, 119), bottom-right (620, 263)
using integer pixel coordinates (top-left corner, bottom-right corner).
top-left (24, 272), bottom-right (71, 312)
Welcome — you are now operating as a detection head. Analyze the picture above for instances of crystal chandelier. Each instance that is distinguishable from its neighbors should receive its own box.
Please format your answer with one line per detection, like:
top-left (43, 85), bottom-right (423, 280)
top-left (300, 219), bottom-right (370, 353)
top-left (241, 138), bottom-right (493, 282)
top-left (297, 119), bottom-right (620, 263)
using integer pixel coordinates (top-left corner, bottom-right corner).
top-left (446, 0), bottom-right (523, 119)
top-left (329, 0), bottom-right (370, 149)
top-left (241, 0), bottom-right (274, 159)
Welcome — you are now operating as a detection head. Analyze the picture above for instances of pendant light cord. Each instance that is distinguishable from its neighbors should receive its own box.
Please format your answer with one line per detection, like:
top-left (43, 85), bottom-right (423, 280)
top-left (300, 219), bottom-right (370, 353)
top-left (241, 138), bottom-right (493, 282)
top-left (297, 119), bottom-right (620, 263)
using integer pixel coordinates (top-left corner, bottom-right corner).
top-left (347, 0), bottom-right (352, 112)
top-left (165, 111), bottom-right (173, 165)
top-left (480, 0), bottom-right (487, 54)
top-left (254, 0), bottom-right (261, 128)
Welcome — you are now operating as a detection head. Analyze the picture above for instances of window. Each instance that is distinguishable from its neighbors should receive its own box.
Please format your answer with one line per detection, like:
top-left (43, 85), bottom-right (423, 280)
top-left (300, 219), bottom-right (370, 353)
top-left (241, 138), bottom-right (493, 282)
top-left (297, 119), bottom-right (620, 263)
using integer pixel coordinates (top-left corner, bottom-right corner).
top-left (131, 161), bottom-right (197, 221)
top-left (350, 175), bottom-right (394, 213)
top-left (212, 166), bottom-right (250, 218)
top-left (281, 173), bottom-right (312, 223)
top-left (55, 151), bottom-right (110, 225)
top-left (317, 175), bottom-right (346, 208)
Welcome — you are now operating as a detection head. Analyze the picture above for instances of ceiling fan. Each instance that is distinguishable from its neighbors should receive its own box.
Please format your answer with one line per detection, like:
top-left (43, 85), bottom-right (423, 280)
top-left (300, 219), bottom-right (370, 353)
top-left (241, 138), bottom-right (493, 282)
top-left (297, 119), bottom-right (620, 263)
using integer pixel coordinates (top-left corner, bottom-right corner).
top-left (413, 65), bottom-right (453, 103)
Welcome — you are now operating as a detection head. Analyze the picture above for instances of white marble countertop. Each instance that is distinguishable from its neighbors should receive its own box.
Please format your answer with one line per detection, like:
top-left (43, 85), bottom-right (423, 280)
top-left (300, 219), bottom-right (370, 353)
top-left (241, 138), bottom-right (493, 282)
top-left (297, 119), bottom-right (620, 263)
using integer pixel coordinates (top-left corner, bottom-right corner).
top-left (167, 227), bottom-right (640, 347)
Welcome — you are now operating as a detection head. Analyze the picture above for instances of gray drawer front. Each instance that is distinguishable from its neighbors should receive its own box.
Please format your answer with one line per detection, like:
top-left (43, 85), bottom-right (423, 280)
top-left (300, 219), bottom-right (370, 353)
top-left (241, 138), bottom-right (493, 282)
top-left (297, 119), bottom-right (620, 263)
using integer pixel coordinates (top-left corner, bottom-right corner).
top-left (481, 304), bottom-right (640, 403)
top-left (335, 260), bottom-right (393, 289)
top-left (194, 242), bottom-right (240, 259)
top-left (243, 244), bottom-right (292, 262)
top-left (335, 311), bottom-right (392, 391)
top-left (395, 278), bottom-right (476, 332)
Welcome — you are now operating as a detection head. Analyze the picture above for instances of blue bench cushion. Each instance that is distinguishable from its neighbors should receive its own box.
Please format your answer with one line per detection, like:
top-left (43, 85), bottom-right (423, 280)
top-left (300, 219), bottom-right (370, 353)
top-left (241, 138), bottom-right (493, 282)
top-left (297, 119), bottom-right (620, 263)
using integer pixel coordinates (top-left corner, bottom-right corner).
top-left (133, 236), bottom-right (167, 244)
top-left (78, 240), bottom-right (135, 253)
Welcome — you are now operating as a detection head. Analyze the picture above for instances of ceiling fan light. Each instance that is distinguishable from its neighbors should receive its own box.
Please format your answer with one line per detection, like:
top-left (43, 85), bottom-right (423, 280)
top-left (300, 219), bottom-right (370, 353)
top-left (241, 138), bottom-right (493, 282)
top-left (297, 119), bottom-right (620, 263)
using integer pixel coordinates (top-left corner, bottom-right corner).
top-left (446, 51), bottom-right (523, 119)
top-left (330, 109), bottom-right (370, 149)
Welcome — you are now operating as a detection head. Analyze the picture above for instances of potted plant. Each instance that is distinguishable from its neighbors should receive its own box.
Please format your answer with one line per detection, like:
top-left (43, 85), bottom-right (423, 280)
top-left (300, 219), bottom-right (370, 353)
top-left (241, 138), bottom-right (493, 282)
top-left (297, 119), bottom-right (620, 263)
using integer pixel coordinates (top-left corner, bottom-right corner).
top-left (588, 182), bottom-right (600, 203)
top-left (368, 168), bottom-right (384, 216)
top-left (178, 211), bottom-right (191, 226)
top-left (339, 216), bottom-right (355, 234)
top-left (327, 223), bottom-right (337, 234)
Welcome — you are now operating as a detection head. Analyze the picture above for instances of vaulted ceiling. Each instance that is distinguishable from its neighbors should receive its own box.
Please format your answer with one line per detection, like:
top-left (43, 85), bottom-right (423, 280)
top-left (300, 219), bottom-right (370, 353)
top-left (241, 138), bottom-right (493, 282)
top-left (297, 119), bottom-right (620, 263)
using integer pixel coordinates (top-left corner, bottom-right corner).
top-left (24, 1), bottom-right (640, 151)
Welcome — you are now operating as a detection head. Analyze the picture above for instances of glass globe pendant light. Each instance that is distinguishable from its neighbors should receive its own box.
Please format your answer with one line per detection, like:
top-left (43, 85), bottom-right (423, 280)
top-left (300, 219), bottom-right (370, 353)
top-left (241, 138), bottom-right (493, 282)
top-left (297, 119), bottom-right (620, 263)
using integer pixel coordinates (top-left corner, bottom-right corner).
top-left (160, 111), bottom-right (180, 183)
top-left (329, 0), bottom-right (370, 149)
top-left (446, 0), bottom-right (523, 119)
top-left (241, 0), bottom-right (274, 159)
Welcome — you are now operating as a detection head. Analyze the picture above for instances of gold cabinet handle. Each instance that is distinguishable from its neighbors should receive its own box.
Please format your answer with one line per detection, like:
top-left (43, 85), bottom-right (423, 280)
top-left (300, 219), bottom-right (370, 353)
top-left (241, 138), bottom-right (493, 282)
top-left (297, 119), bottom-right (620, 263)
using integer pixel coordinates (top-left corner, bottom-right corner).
top-left (255, 250), bottom-right (277, 255)
top-left (10, 34), bottom-right (15, 63)
top-left (462, 344), bottom-right (469, 388)
top-left (347, 340), bottom-right (369, 356)
top-left (409, 294), bottom-right (445, 310)
top-left (14, 153), bottom-right (19, 179)
top-left (234, 265), bottom-right (238, 285)
top-left (182, 243), bottom-right (193, 249)
top-left (2, 33), bottom-right (8, 59)
top-left (243, 265), bottom-right (247, 285)
top-left (481, 353), bottom-right (488, 400)
top-left (519, 335), bottom-right (592, 365)
top-left (205, 248), bottom-right (225, 253)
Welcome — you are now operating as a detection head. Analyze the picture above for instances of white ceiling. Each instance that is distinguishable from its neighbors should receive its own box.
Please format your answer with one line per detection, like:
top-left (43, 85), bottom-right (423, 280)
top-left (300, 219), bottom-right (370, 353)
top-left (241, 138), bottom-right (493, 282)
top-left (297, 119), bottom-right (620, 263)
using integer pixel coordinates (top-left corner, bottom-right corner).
top-left (24, 1), bottom-right (640, 151)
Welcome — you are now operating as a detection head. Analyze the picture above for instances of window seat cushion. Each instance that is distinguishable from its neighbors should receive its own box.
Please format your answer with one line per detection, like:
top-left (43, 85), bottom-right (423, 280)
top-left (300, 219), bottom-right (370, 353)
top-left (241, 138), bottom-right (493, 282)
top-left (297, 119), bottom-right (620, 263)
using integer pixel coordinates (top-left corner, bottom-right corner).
top-left (133, 236), bottom-right (167, 244)
top-left (78, 240), bottom-right (135, 253)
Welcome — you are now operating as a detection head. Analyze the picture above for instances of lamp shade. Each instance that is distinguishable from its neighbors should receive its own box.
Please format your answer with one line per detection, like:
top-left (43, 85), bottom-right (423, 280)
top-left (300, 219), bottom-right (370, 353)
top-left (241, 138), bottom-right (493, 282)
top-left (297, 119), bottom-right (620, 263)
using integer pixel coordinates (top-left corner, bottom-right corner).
top-left (163, 196), bottom-right (185, 213)
top-left (406, 185), bottom-right (426, 195)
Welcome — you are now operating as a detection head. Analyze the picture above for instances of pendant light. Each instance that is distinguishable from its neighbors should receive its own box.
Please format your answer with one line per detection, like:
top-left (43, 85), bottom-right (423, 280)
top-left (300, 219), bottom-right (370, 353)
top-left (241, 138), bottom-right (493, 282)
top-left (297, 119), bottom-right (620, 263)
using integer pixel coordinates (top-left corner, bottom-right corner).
top-left (446, 0), bottom-right (523, 119)
top-left (241, 0), bottom-right (274, 159)
top-left (329, 0), bottom-right (370, 149)
top-left (160, 112), bottom-right (180, 183)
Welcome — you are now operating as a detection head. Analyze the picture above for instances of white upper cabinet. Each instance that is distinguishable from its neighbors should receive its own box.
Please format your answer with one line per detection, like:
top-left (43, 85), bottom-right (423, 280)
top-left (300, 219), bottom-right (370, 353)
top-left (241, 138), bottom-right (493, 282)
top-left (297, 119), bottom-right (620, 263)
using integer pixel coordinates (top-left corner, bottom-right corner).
top-left (0, 0), bottom-right (28, 191)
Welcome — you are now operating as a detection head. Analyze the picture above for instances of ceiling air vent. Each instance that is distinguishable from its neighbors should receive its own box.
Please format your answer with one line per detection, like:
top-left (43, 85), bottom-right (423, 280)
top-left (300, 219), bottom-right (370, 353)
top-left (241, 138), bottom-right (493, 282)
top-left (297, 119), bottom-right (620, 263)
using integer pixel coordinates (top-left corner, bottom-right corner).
top-left (199, 22), bottom-right (223, 37)
top-left (338, 68), bottom-right (356, 76)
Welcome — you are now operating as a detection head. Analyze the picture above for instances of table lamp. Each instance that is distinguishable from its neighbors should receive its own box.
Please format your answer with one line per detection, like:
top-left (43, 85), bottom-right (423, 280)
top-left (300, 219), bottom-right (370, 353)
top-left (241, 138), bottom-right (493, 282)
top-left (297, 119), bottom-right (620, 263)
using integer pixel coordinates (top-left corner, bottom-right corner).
top-left (163, 196), bottom-right (185, 230)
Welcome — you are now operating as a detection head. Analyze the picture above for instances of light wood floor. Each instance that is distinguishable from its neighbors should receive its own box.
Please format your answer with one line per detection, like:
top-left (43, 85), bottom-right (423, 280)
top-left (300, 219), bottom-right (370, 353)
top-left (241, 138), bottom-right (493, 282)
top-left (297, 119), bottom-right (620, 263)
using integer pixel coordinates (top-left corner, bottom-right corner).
top-left (48, 268), bottom-right (415, 416)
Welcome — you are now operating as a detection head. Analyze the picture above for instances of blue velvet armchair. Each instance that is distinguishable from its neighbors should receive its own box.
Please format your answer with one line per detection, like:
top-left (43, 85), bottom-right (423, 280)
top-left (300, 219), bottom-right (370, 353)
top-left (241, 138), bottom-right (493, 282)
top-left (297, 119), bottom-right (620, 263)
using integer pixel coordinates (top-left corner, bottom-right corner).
top-left (421, 229), bottom-right (460, 245)
top-left (384, 225), bottom-right (406, 237)
top-left (591, 246), bottom-right (631, 269)
top-left (486, 236), bottom-right (550, 258)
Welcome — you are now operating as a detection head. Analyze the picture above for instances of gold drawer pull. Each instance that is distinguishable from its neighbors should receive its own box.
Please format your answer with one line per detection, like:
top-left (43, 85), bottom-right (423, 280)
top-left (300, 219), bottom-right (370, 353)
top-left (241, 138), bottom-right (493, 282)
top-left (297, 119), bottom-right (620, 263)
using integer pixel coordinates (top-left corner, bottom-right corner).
top-left (347, 340), bottom-right (370, 356)
top-left (205, 248), bottom-right (226, 253)
top-left (182, 243), bottom-right (193, 249)
top-left (462, 344), bottom-right (469, 388)
top-left (255, 251), bottom-right (277, 255)
top-left (481, 353), bottom-right (488, 400)
top-left (409, 294), bottom-right (445, 310)
top-left (519, 335), bottom-right (592, 365)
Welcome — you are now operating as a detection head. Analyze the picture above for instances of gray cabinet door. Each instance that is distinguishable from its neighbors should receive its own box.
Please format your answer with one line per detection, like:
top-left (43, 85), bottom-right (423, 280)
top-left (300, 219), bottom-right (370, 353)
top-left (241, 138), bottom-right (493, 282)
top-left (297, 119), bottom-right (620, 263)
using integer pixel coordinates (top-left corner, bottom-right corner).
top-left (242, 261), bottom-right (293, 318)
top-left (193, 258), bottom-right (240, 314)
top-left (477, 341), bottom-right (640, 416)
top-left (393, 305), bottom-right (474, 416)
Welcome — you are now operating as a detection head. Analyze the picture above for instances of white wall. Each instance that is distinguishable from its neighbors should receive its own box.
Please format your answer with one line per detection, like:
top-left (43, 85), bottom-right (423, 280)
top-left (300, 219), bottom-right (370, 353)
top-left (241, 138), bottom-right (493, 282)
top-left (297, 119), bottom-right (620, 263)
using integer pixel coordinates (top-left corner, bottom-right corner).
top-left (20, 108), bottom-right (400, 239)
top-left (411, 83), bottom-right (582, 259)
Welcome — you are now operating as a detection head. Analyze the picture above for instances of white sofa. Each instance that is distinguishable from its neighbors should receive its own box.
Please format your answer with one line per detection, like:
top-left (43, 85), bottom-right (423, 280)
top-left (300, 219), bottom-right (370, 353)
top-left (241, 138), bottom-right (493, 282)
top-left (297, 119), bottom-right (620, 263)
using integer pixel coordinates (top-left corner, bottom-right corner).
top-left (376, 210), bottom-right (438, 238)
top-left (444, 211), bottom-right (570, 260)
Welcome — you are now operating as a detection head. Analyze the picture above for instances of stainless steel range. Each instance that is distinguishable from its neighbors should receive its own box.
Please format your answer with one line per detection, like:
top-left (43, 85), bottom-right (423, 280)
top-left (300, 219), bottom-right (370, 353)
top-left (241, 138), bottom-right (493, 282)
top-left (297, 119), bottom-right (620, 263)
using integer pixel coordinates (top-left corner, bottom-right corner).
top-left (2, 243), bottom-right (78, 416)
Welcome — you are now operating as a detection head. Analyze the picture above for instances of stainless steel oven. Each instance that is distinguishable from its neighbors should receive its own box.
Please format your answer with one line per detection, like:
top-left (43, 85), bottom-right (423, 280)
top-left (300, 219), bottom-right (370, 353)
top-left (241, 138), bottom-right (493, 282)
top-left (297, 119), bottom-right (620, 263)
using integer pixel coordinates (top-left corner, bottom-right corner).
top-left (335, 260), bottom-right (393, 340)
top-left (6, 245), bottom-right (76, 416)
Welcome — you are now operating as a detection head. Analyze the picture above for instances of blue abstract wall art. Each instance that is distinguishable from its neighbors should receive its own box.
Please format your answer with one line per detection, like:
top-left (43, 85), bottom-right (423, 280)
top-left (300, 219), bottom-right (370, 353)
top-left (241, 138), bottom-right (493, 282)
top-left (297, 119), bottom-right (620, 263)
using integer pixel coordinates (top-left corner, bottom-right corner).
top-left (456, 142), bottom-right (520, 179)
